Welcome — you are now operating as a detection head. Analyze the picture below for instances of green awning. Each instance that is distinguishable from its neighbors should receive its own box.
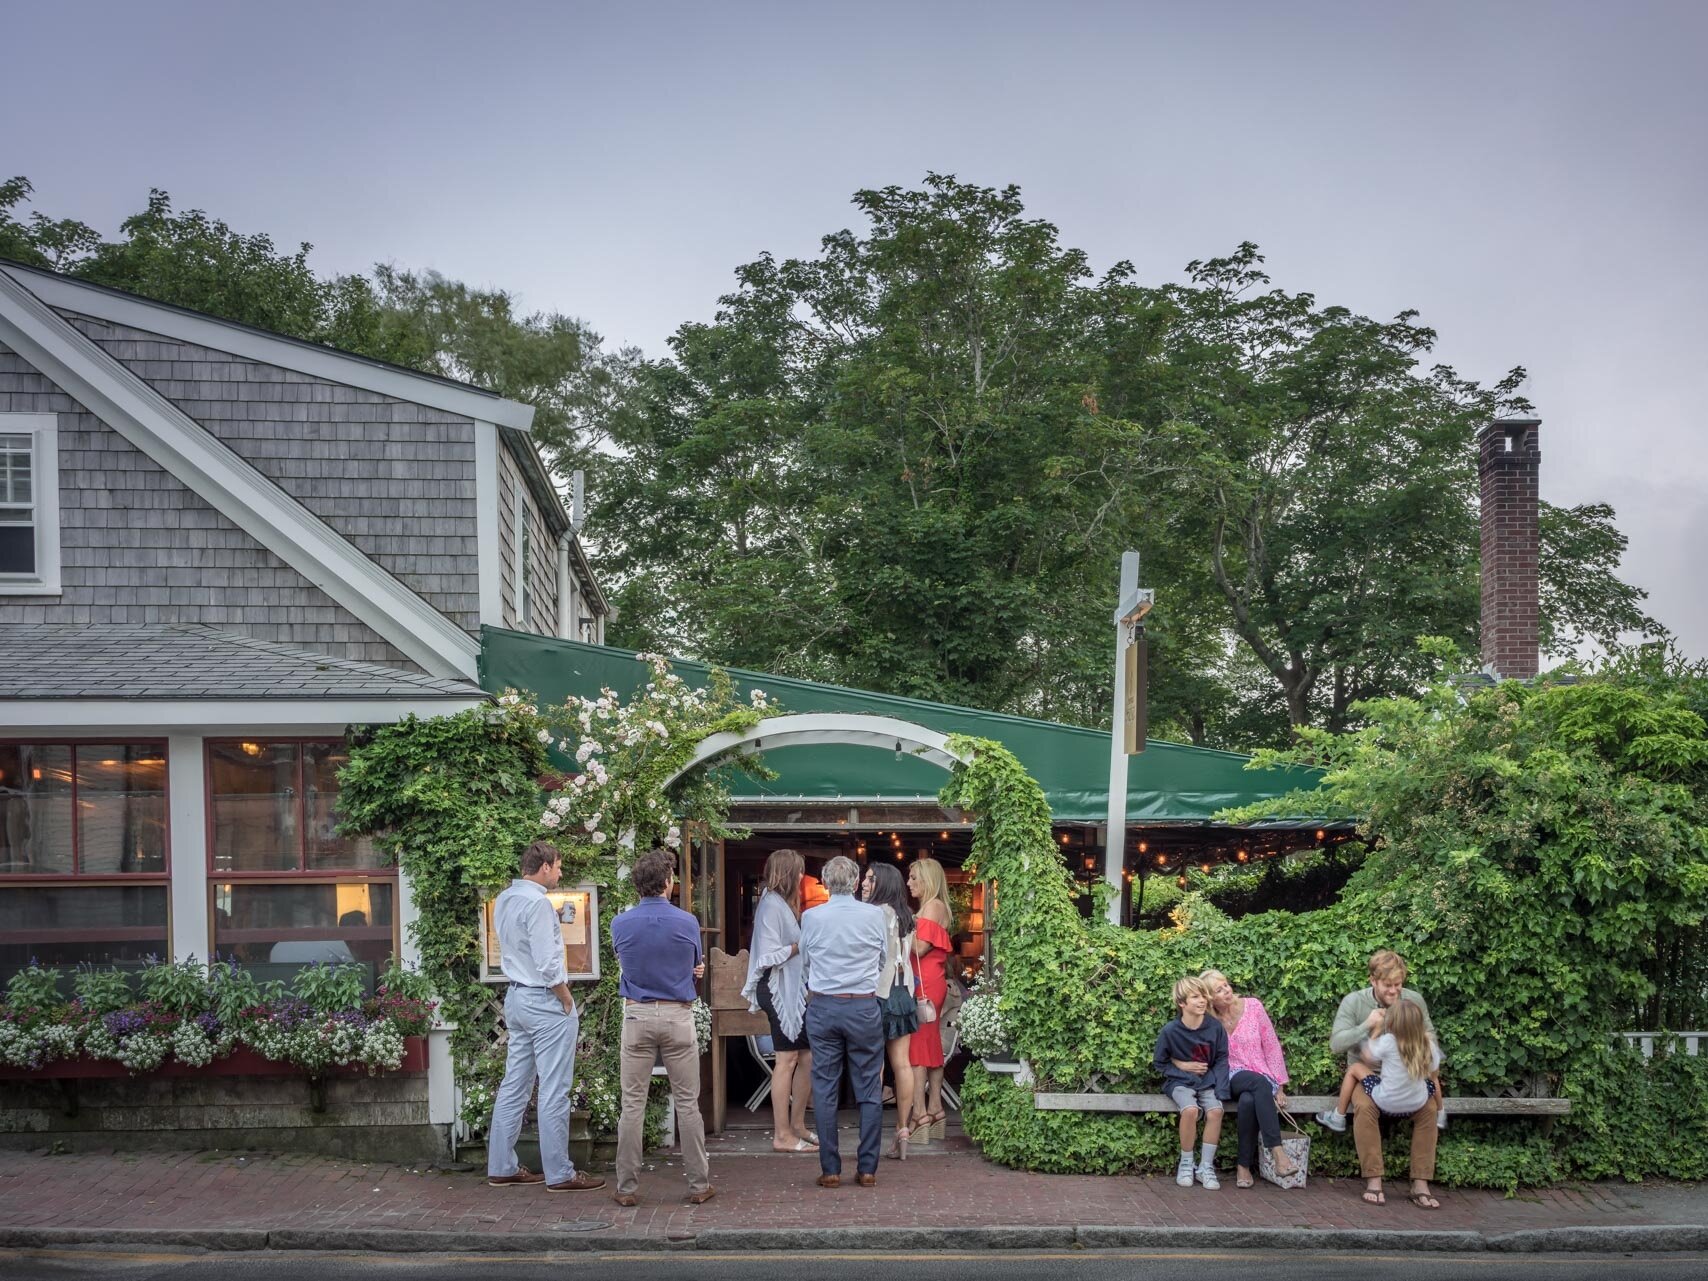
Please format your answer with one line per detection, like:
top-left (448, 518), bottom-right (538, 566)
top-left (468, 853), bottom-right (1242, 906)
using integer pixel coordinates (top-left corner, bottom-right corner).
top-left (478, 626), bottom-right (1322, 824)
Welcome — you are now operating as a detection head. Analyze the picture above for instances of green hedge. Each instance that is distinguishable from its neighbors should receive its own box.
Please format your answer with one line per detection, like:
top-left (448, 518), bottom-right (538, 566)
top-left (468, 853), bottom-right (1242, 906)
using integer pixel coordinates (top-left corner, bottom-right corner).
top-left (946, 660), bottom-right (1708, 1186)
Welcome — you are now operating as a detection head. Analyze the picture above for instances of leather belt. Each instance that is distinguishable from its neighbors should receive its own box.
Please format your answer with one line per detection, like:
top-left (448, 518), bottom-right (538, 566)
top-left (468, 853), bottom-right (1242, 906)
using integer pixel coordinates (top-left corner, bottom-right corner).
top-left (809, 992), bottom-right (877, 1000)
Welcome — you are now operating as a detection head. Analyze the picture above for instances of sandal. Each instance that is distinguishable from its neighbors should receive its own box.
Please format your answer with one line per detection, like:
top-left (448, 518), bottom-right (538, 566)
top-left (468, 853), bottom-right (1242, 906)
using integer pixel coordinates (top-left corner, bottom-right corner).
top-left (1235, 1168), bottom-right (1255, 1189)
top-left (887, 1126), bottom-right (911, 1161)
top-left (1410, 1190), bottom-right (1440, 1210)
top-left (771, 1137), bottom-right (816, 1153)
top-left (919, 1110), bottom-right (946, 1141)
top-left (1362, 1189), bottom-right (1386, 1205)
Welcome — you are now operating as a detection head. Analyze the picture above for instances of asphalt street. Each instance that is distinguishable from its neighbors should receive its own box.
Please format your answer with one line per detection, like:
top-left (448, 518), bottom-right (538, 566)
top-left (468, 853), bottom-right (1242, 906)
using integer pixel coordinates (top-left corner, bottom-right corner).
top-left (4, 1251), bottom-right (1708, 1281)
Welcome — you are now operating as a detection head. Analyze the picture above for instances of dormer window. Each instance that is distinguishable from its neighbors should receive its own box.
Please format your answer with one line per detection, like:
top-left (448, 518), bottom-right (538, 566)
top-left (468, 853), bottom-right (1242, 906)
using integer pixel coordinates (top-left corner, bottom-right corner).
top-left (0, 414), bottom-right (59, 596)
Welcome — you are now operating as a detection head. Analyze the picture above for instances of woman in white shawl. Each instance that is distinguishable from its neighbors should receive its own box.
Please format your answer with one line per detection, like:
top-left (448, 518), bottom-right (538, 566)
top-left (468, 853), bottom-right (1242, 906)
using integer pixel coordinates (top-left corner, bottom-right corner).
top-left (741, 847), bottom-right (817, 1151)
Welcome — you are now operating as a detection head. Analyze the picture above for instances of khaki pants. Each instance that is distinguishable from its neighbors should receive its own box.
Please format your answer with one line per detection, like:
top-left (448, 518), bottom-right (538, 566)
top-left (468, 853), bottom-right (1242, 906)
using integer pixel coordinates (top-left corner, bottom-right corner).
top-left (616, 1002), bottom-right (708, 1196)
top-left (1351, 1088), bottom-right (1438, 1181)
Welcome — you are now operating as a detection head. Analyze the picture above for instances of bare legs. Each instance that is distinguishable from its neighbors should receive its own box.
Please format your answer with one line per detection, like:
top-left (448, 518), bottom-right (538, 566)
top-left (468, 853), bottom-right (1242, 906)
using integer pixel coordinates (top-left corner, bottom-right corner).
top-left (885, 1037), bottom-right (915, 1149)
top-left (770, 1048), bottom-right (816, 1149)
top-left (911, 1064), bottom-right (945, 1134)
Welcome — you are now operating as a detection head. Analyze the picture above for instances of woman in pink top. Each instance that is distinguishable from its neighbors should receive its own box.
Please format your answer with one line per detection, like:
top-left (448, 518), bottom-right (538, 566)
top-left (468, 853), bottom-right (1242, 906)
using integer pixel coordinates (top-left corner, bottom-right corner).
top-left (1204, 969), bottom-right (1299, 1189)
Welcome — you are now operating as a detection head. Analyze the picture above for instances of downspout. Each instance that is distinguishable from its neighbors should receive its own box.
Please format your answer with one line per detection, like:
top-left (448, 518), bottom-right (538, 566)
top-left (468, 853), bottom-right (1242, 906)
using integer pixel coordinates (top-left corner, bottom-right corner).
top-left (557, 532), bottom-right (572, 639)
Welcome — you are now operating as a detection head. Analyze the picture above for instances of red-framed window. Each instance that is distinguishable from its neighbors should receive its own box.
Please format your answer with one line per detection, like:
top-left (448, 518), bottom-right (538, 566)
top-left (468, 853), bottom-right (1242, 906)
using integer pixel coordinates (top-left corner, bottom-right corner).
top-left (0, 740), bottom-right (170, 981)
top-left (205, 738), bottom-right (394, 974)
top-left (0, 740), bottom-right (169, 878)
top-left (205, 738), bottom-right (384, 875)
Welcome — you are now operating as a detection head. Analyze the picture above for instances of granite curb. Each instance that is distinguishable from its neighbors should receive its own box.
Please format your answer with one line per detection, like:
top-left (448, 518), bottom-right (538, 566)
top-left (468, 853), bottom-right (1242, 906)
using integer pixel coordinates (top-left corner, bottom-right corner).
top-left (3, 1223), bottom-right (1707, 1255)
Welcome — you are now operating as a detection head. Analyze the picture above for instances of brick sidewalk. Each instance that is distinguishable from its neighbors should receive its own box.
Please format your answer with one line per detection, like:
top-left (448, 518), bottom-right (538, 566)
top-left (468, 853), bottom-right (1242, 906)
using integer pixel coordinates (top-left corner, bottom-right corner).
top-left (2, 1132), bottom-right (1704, 1247)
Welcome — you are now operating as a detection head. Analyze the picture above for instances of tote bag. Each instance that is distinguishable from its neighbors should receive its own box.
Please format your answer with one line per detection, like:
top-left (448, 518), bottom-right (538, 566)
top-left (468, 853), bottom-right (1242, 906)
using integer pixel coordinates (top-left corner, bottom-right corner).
top-left (1258, 1110), bottom-right (1310, 1189)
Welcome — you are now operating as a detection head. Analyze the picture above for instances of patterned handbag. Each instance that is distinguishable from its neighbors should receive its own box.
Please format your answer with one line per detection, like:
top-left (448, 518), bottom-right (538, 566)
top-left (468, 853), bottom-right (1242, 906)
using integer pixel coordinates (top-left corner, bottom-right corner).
top-left (1258, 1110), bottom-right (1310, 1189)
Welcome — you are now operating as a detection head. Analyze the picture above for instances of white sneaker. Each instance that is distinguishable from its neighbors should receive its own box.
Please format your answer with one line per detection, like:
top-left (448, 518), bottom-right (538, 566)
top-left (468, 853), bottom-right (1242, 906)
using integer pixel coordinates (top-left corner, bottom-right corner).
top-left (1316, 1109), bottom-right (1347, 1132)
top-left (1195, 1164), bottom-right (1221, 1190)
top-left (1176, 1159), bottom-right (1194, 1187)
top-left (1437, 1101), bottom-right (1448, 1131)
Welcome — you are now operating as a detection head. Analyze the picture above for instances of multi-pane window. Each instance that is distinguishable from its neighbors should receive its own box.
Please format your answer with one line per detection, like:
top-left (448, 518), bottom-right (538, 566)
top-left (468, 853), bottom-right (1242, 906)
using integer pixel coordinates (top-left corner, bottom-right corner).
top-left (0, 433), bottom-right (37, 578)
top-left (206, 738), bottom-right (394, 978)
top-left (0, 415), bottom-right (58, 593)
top-left (0, 741), bottom-right (170, 982)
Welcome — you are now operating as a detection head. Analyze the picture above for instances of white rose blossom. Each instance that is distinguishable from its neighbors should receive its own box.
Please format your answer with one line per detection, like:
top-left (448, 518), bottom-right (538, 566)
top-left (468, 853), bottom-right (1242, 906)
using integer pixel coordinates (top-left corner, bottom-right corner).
top-left (540, 811), bottom-right (562, 829)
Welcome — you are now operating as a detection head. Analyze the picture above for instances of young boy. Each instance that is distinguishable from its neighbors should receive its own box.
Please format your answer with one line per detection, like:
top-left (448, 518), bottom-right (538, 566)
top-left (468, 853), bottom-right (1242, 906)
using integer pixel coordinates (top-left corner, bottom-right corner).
top-left (1153, 975), bottom-right (1230, 1190)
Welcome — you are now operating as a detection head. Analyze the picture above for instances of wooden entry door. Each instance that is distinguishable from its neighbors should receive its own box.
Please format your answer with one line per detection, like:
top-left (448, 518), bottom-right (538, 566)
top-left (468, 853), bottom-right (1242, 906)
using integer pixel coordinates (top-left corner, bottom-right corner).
top-left (676, 823), bottom-right (725, 973)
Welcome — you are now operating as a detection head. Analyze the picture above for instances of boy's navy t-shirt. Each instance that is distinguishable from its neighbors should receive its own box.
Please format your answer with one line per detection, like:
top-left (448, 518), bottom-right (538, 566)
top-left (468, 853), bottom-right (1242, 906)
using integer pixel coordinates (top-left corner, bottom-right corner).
top-left (1153, 1016), bottom-right (1231, 1098)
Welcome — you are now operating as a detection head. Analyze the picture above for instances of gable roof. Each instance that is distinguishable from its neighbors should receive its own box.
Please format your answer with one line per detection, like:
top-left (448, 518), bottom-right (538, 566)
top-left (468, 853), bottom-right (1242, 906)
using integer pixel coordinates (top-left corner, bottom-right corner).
top-left (0, 269), bottom-right (483, 679)
top-left (0, 624), bottom-right (485, 701)
top-left (0, 259), bottom-right (535, 430)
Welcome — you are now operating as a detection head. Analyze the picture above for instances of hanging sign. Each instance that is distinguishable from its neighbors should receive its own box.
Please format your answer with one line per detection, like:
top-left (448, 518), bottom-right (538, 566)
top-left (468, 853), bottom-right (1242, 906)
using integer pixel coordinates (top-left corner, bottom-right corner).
top-left (480, 882), bottom-right (601, 984)
top-left (1124, 630), bottom-right (1148, 755)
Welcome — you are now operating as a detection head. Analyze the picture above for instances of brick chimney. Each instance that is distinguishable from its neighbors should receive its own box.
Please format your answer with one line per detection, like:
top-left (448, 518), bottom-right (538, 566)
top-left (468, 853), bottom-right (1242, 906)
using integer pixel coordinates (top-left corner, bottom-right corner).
top-left (1479, 415), bottom-right (1541, 679)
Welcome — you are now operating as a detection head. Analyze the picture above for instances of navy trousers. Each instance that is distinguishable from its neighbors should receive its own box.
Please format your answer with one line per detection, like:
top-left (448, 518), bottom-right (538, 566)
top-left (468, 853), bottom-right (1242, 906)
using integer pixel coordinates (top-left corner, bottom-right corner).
top-left (805, 995), bottom-right (884, 1176)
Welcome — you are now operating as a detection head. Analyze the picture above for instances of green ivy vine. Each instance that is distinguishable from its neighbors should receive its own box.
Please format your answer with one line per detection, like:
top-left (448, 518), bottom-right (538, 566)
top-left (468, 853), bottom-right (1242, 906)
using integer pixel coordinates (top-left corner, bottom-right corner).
top-left (339, 656), bottom-right (773, 1137)
top-left (941, 651), bottom-right (1708, 1188)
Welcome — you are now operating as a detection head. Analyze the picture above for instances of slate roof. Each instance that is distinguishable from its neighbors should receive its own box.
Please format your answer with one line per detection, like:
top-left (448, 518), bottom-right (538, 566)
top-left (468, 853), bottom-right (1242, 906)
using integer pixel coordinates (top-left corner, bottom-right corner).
top-left (0, 625), bottom-right (488, 701)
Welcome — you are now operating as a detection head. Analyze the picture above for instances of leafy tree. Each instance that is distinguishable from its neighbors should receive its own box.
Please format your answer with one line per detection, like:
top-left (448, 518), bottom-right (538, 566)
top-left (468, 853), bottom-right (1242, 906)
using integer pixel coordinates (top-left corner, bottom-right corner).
top-left (1138, 245), bottom-right (1662, 733)
top-left (597, 189), bottom-right (1661, 743)
top-left (596, 176), bottom-right (1169, 723)
top-left (0, 178), bottom-right (601, 466)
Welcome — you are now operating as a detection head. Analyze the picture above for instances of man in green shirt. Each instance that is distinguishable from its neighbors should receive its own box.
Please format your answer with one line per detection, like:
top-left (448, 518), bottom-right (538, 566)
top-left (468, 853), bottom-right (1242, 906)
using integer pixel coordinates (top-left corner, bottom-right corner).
top-left (1321, 950), bottom-right (1444, 1210)
top-left (1328, 950), bottom-right (1435, 1060)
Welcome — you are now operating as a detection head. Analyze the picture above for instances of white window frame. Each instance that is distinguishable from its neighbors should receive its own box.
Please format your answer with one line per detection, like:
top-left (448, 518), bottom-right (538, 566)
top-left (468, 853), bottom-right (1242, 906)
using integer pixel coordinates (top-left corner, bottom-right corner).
top-left (0, 413), bottom-right (60, 596)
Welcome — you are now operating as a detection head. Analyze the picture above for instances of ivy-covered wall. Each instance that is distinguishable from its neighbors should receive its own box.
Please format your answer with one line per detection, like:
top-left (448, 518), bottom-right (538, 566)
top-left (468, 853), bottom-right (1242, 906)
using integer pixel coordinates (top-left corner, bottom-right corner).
top-left (946, 656), bottom-right (1708, 1187)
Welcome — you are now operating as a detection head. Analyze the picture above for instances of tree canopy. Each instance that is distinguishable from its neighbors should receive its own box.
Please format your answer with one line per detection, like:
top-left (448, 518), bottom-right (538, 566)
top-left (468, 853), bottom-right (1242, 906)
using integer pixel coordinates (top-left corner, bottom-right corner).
top-left (590, 176), bottom-right (1661, 741)
top-left (1, 173), bottom-right (1664, 746)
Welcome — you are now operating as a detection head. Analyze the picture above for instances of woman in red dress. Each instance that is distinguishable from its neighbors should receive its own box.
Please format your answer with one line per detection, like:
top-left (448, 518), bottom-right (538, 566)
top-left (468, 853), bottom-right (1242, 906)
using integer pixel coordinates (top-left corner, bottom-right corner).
top-left (907, 856), bottom-right (955, 1141)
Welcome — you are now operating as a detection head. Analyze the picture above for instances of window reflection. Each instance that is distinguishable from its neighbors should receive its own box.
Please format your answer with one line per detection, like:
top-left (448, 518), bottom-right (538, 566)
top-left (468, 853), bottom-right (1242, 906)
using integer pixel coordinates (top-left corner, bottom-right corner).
top-left (75, 745), bottom-right (167, 875)
top-left (0, 744), bottom-right (73, 874)
top-left (213, 881), bottom-right (395, 969)
top-left (209, 741), bottom-right (300, 872)
top-left (0, 883), bottom-right (168, 984)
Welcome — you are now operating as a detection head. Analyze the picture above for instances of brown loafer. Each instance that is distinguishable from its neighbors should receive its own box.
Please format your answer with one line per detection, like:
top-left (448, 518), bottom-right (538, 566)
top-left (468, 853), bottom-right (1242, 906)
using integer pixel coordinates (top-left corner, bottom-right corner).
top-left (686, 1186), bottom-right (716, 1205)
top-left (487, 1167), bottom-right (545, 1187)
top-left (817, 1174), bottom-right (841, 1188)
top-left (547, 1172), bottom-right (607, 1191)
top-left (612, 1193), bottom-right (639, 1207)
top-left (857, 1172), bottom-right (876, 1188)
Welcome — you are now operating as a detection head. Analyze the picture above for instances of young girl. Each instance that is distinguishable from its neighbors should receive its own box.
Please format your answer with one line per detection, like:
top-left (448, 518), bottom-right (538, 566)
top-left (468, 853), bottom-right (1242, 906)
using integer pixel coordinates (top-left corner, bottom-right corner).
top-left (1316, 998), bottom-right (1440, 1131)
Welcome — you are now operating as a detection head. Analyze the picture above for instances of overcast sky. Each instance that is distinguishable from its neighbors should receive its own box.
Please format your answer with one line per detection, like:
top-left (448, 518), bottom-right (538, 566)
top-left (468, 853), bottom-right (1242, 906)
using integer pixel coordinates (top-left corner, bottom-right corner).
top-left (6, 0), bottom-right (1705, 657)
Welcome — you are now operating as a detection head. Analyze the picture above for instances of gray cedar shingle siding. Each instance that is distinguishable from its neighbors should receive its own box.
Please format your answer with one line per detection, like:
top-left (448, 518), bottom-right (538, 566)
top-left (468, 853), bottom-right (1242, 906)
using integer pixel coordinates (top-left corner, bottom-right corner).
top-left (60, 312), bottom-right (482, 634)
top-left (497, 442), bottom-right (561, 636)
top-left (0, 340), bottom-right (415, 667)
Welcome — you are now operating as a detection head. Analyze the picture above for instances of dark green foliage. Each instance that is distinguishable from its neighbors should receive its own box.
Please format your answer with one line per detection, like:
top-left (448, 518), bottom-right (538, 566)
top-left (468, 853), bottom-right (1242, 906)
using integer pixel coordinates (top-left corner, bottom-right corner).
top-left (0, 178), bottom-right (605, 463)
top-left (947, 660), bottom-right (1708, 1185)
top-left (336, 704), bottom-right (551, 1126)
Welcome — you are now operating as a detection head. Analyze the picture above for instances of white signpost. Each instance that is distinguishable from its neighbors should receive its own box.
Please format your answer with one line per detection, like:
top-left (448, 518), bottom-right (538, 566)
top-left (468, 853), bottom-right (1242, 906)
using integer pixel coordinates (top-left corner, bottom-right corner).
top-left (1105, 551), bottom-right (1152, 923)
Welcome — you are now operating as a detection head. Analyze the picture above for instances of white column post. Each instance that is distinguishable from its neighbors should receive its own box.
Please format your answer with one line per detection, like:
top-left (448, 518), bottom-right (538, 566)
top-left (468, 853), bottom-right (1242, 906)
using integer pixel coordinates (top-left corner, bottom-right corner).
top-left (166, 734), bottom-right (209, 962)
top-left (1105, 552), bottom-right (1140, 924)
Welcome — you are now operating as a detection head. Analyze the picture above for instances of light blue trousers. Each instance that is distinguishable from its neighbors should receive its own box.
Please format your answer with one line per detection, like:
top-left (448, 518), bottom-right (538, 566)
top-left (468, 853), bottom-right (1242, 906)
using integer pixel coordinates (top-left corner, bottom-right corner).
top-left (487, 986), bottom-right (579, 1184)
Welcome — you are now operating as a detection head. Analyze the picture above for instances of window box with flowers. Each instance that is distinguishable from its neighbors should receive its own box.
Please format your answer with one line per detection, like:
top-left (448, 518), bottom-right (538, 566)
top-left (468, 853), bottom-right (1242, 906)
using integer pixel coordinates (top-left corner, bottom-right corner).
top-left (0, 957), bottom-right (435, 1084)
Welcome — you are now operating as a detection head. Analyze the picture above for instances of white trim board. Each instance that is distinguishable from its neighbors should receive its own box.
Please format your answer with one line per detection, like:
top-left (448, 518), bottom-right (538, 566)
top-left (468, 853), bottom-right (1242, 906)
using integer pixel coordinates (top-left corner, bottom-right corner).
top-left (0, 272), bottom-right (483, 680)
top-left (0, 696), bottom-right (489, 733)
top-left (0, 263), bottom-right (535, 431)
top-left (474, 422), bottom-right (504, 626)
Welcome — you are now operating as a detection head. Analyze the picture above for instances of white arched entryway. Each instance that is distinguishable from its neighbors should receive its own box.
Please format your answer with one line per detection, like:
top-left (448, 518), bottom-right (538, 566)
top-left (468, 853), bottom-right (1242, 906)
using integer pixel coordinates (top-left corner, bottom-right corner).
top-left (619, 714), bottom-right (975, 854)
top-left (664, 712), bottom-right (973, 788)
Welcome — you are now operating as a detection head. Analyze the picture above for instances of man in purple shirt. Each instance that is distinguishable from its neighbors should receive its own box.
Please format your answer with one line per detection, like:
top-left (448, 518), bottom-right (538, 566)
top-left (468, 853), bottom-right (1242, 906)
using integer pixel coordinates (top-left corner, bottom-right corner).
top-left (610, 847), bottom-right (711, 1207)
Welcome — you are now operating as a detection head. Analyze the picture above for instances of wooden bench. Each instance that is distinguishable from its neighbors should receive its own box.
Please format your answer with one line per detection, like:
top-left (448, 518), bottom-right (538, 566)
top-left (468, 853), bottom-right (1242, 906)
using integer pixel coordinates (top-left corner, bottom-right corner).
top-left (1033, 1092), bottom-right (1569, 1116)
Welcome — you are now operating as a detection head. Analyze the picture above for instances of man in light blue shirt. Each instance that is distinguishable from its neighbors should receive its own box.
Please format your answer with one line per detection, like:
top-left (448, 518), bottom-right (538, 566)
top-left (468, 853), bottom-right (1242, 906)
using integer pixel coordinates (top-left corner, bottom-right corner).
top-left (799, 855), bottom-right (888, 1186)
top-left (486, 841), bottom-right (605, 1192)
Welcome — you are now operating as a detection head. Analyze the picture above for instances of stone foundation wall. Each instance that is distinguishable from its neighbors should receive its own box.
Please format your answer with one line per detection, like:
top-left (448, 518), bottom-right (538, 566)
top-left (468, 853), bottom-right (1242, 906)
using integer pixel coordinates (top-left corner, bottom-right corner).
top-left (0, 1072), bottom-right (444, 1163)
